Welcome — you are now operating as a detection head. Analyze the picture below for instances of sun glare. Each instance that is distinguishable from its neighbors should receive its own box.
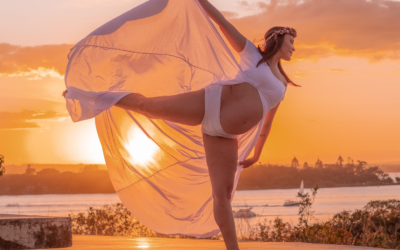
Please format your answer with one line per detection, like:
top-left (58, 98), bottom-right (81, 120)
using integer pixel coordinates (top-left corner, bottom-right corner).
top-left (126, 127), bottom-right (159, 166)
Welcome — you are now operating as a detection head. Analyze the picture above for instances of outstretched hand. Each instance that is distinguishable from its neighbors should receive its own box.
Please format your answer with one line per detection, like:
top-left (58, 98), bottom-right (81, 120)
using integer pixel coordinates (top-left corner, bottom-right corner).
top-left (238, 157), bottom-right (259, 169)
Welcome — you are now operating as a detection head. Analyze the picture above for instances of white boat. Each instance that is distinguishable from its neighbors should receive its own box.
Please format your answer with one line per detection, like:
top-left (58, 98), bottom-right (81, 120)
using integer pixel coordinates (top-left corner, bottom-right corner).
top-left (283, 180), bottom-right (304, 206)
top-left (283, 200), bottom-right (300, 206)
top-left (232, 207), bottom-right (256, 218)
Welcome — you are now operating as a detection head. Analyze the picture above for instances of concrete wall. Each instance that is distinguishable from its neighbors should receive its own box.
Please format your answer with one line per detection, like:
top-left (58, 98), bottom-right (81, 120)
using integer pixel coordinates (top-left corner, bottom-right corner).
top-left (0, 215), bottom-right (72, 249)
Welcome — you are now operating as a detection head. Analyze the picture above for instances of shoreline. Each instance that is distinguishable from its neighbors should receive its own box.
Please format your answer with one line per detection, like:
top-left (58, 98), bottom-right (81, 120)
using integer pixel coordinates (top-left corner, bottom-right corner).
top-left (237, 182), bottom-right (400, 191)
top-left (0, 183), bottom-right (399, 196)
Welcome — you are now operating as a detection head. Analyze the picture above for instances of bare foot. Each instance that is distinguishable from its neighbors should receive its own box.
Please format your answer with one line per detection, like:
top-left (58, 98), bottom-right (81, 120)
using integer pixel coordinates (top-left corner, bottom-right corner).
top-left (62, 90), bottom-right (68, 98)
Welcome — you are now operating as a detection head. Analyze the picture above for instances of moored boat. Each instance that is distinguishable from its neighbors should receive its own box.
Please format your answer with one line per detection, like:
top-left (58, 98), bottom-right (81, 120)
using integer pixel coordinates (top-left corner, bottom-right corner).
top-left (232, 207), bottom-right (256, 218)
top-left (283, 180), bottom-right (304, 206)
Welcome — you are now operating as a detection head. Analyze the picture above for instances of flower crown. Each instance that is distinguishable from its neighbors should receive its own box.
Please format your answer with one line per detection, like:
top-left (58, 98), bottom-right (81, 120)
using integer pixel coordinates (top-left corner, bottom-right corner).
top-left (265, 27), bottom-right (297, 42)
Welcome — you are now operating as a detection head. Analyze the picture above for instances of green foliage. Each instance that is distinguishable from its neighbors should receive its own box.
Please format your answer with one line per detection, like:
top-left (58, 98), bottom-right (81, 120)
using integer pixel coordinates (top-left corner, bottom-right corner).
top-left (0, 168), bottom-right (115, 195)
top-left (237, 158), bottom-right (395, 190)
top-left (315, 158), bottom-right (323, 169)
top-left (252, 198), bottom-right (400, 249)
top-left (291, 157), bottom-right (299, 168)
top-left (69, 203), bottom-right (211, 240)
top-left (69, 195), bottom-right (400, 248)
top-left (297, 185), bottom-right (319, 227)
top-left (25, 164), bottom-right (36, 175)
top-left (70, 203), bottom-right (156, 237)
top-left (256, 217), bottom-right (295, 242)
top-left (0, 155), bottom-right (5, 176)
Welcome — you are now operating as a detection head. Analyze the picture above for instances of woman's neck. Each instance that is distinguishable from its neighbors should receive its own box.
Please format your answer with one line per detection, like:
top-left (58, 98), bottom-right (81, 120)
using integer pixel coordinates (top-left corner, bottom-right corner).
top-left (266, 54), bottom-right (280, 69)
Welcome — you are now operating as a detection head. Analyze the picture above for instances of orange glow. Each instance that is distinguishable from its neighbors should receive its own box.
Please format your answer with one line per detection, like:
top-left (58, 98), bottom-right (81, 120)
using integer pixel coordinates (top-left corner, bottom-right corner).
top-left (0, 0), bottom-right (399, 165)
top-left (125, 127), bottom-right (159, 166)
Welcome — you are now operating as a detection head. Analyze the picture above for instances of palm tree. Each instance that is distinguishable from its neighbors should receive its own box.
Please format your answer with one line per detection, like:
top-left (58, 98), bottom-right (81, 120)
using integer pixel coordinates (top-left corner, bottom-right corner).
top-left (315, 158), bottom-right (323, 169)
top-left (336, 155), bottom-right (344, 166)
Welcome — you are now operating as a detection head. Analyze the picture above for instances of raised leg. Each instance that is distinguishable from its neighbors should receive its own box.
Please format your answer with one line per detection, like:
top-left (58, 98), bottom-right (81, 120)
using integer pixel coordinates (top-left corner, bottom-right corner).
top-left (115, 89), bottom-right (205, 126)
top-left (203, 133), bottom-right (239, 250)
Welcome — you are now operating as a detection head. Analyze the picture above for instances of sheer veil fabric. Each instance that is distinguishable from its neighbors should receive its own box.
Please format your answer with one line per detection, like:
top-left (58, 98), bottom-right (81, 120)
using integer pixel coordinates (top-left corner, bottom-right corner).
top-left (65, 0), bottom-right (266, 238)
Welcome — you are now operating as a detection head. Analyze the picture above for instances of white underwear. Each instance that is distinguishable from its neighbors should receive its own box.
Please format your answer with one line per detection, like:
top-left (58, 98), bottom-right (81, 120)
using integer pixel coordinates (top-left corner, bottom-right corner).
top-left (201, 84), bottom-right (238, 139)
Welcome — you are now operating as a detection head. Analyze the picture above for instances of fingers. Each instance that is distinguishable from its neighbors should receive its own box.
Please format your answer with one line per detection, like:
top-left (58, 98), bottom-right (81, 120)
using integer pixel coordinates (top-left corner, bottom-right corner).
top-left (239, 159), bottom-right (256, 168)
top-left (239, 161), bottom-right (250, 168)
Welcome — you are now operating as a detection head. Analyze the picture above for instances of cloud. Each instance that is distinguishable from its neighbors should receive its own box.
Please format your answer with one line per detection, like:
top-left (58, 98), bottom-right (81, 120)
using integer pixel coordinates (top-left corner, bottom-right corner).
top-left (0, 67), bottom-right (64, 80)
top-left (0, 110), bottom-right (67, 130)
top-left (238, 1), bottom-right (250, 7)
top-left (0, 43), bottom-right (72, 79)
top-left (229, 0), bottom-right (400, 61)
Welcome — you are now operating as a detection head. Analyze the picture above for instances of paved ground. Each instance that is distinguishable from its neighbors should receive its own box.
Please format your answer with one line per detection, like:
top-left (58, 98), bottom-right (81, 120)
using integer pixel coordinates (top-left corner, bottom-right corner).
top-left (58, 235), bottom-right (385, 250)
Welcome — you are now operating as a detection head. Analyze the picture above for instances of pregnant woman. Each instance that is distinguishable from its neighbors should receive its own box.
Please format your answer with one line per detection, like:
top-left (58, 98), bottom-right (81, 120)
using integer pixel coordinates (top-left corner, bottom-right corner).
top-left (63, 0), bottom-right (297, 249)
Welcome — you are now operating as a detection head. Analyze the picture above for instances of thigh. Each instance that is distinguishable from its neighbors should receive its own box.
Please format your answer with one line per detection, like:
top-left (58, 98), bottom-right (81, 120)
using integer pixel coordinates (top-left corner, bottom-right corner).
top-left (203, 133), bottom-right (238, 200)
top-left (145, 89), bottom-right (205, 126)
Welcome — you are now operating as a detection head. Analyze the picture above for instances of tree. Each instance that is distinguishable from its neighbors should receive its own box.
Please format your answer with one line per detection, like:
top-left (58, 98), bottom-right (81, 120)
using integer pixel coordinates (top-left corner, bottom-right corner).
top-left (347, 157), bottom-right (354, 165)
top-left (291, 157), bottom-right (299, 168)
top-left (396, 177), bottom-right (400, 183)
top-left (355, 160), bottom-right (367, 175)
top-left (297, 185), bottom-right (319, 227)
top-left (315, 158), bottom-right (323, 169)
top-left (303, 162), bottom-right (309, 169)
top-left (25, 164), bottom-right (36, 175)
top-left (336, 155), bottom-right (344, 166)
top-left (0, 155), bottom-right (5, 176)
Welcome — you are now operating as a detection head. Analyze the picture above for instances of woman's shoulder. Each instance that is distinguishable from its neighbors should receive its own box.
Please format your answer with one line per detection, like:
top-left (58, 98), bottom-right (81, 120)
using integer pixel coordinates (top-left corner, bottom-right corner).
top-left (238, 39), bottom-right (263, 69)
top-left (238, 39), bottom-right (261, 56)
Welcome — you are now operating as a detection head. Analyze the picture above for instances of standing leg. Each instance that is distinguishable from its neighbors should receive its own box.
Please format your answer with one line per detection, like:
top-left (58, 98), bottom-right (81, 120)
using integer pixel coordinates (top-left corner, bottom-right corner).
top-left (115, 89), bottom-right (205, 126)
top-left (203, 133), bottom-right (239, 250)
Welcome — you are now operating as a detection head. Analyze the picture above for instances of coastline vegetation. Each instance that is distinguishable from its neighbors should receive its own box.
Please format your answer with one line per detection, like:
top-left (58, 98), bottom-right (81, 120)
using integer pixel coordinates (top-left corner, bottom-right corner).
top-left (1, 156), bottom-right (398, 195)
top-left (0, 165), bottom-right (115, 195)
top-left (69, 203), bottom-right (157, 237)
top-left (0, 155), bottom-right (5, 176)
top-left (238, 156), bottom-right (395, 190)
top-left (70, 190), bottom-right (400, 249)
top-left (244, 198), bottom-right (400, 249)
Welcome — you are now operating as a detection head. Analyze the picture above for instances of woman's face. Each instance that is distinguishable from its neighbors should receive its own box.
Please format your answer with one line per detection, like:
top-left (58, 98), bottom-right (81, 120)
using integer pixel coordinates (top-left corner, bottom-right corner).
top-left (279, 34), bottom-right (295, 61)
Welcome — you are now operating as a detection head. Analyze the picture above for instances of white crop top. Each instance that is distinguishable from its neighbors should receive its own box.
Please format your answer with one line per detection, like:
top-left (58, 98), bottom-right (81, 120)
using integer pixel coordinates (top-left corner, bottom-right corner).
top-left (238, 39), bottom-right (287, 111)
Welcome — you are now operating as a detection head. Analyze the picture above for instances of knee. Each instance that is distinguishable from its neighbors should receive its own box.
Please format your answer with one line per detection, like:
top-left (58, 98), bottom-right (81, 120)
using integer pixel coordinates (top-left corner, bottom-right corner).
top-left (213, 187), bottom-right (233, 204)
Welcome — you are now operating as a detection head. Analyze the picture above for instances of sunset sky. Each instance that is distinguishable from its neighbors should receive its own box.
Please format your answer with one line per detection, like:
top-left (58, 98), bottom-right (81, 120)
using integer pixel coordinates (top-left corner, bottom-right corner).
top-left (1, 0), bottom-right (399, 166)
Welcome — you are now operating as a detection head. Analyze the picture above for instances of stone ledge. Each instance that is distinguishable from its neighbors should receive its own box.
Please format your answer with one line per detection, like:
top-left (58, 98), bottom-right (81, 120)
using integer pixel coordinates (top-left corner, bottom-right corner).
top-left (59, 235), bottom-right (381, 250)
top-left (0, 214), bottom-right (72, 249)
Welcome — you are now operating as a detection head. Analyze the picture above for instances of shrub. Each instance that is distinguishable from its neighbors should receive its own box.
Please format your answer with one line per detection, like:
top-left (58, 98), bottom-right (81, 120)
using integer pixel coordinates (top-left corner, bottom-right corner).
top-left (69, 203), bottom-right (156, 237)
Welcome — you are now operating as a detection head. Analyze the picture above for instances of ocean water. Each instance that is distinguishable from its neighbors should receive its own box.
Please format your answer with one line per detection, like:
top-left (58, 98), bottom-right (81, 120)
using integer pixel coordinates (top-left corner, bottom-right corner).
top-left (1, 184), bottom-right (399, 227)
top-left (0, 193), bottom-right (121, 216)
top-left (233, 184), bottom-right (400, 226)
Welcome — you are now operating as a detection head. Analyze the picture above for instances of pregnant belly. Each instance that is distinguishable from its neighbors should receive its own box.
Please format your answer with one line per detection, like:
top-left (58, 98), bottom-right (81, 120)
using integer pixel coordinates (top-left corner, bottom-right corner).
top-left (220, 83), bottom-right (263, 135)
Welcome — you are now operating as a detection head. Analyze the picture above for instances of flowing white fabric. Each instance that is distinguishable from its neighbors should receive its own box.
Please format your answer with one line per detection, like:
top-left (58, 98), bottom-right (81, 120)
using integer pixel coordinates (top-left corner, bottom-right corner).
top-left (65, 0), bottom-right (266, 238)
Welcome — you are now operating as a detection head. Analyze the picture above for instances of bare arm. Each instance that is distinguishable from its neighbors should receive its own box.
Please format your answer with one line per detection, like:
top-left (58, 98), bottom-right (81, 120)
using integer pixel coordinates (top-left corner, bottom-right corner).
top-left (239, 103), bottom-right (281, 168)
top-left (198, 0), bottom-right (246, 52)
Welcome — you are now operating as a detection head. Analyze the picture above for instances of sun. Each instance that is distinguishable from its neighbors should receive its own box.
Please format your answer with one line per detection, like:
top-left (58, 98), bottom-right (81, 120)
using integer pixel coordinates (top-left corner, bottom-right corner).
top-left (125, 127), bottom-right (159, 166)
